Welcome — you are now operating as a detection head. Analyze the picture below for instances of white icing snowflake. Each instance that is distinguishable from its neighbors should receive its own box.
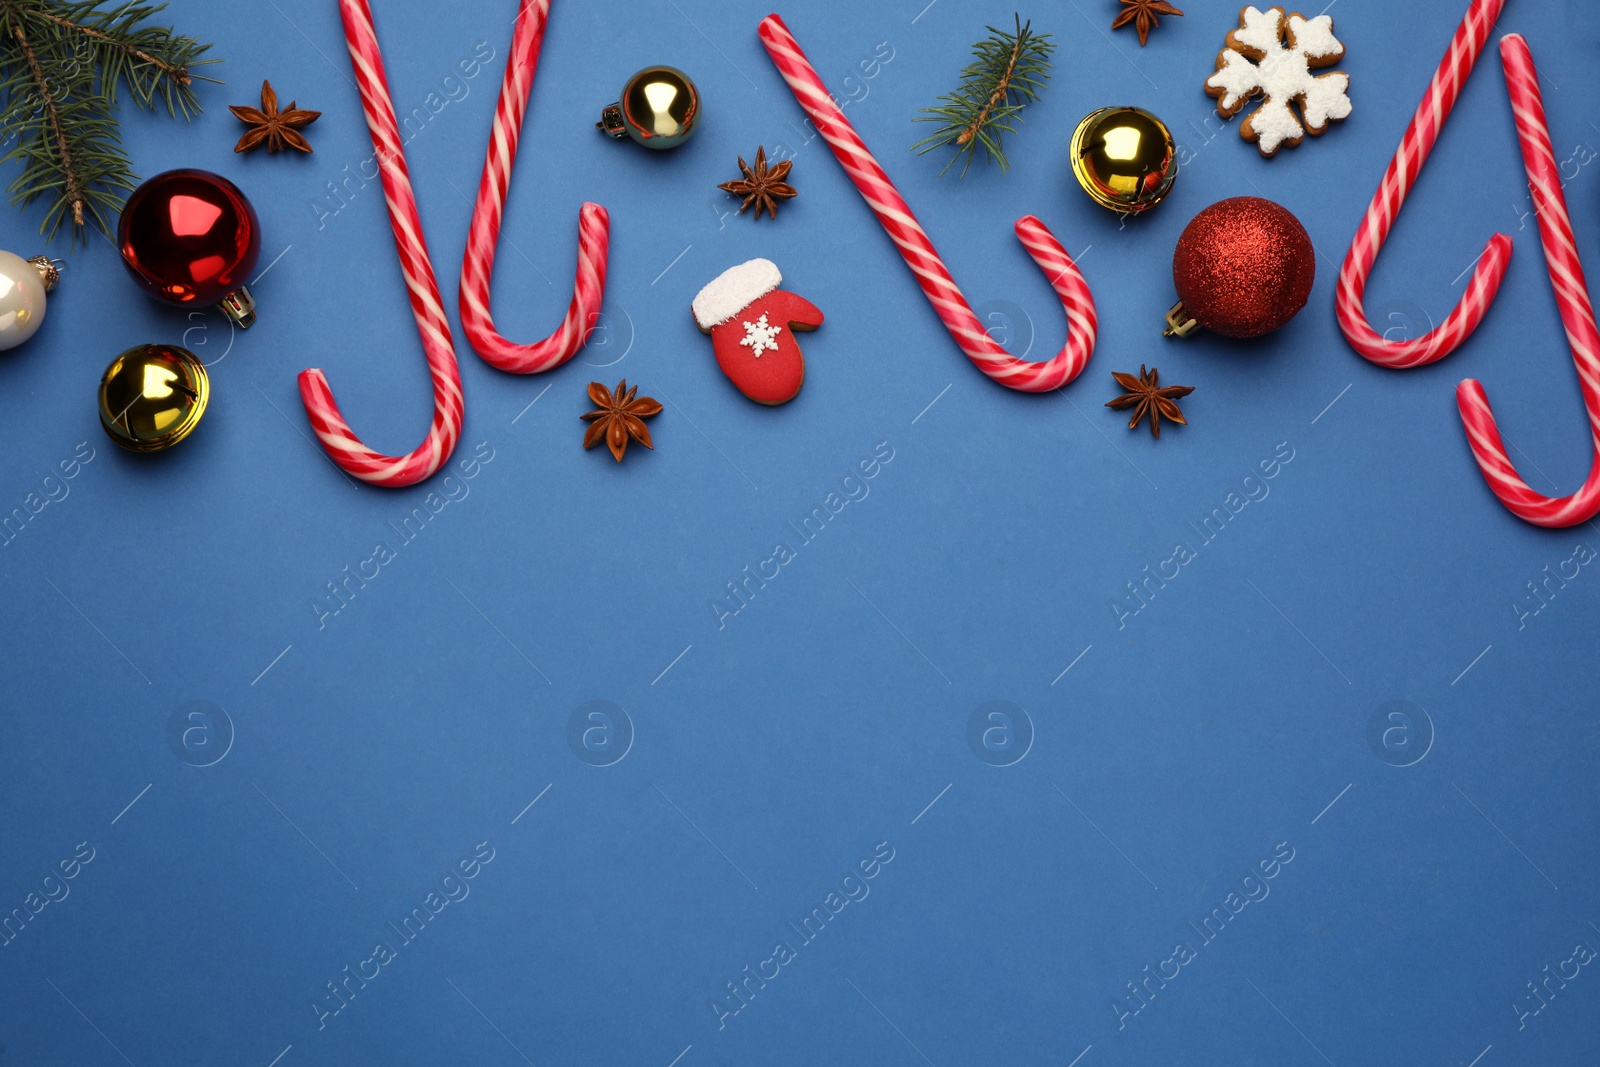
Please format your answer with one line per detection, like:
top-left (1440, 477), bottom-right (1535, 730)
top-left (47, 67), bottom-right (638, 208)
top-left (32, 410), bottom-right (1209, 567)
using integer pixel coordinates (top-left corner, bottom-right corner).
top-left (739, 313), bottom-right (783, 358)
top-left (1206, 6), bottom-right (1351, 157)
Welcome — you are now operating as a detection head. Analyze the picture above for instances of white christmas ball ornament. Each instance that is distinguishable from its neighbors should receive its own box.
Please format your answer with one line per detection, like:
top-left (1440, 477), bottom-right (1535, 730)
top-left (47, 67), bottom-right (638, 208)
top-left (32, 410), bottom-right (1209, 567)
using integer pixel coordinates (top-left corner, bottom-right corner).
top-left (0, 250), bottom-right (59, 351)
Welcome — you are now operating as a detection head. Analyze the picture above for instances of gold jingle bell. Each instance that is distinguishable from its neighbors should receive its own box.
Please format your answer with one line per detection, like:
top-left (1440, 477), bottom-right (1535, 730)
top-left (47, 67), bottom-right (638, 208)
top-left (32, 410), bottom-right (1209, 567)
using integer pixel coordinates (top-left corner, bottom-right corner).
top-left (98, 343), bottom-right (210, 453)
top-left (597, 66), bottom-right (700, 149)
top-left (1069, 106), bottom-right (1177, 215)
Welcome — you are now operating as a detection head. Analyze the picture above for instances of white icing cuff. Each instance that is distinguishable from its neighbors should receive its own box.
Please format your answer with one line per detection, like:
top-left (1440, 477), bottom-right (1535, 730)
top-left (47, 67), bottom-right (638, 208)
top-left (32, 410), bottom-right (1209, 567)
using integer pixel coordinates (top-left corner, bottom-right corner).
top-left (693, 258), bottom-right (782, 329)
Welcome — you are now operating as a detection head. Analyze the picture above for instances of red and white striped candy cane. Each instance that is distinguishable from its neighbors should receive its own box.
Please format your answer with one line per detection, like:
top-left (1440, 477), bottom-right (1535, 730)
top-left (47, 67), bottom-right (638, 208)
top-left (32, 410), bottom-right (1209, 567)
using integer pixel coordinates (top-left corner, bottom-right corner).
top-left (1456, 33), bottom-right (1600, 529)
top-left (460, 0), bottom-right (609, 374)
top-left (1336, 0), bottom-right (1511, 369)
top-left (757, 14), bottom-right (1095, 393)
top-left (297, 0), bottom-right (464, 488)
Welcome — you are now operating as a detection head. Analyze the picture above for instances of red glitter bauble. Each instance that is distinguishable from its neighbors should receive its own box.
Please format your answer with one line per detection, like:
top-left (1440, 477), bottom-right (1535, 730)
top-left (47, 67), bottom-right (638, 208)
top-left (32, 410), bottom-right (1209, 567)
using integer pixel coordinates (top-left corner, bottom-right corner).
top-left (1171, 196), bottom-right (1314, 339)
top-left (118, 169), bottom-right (261, 315)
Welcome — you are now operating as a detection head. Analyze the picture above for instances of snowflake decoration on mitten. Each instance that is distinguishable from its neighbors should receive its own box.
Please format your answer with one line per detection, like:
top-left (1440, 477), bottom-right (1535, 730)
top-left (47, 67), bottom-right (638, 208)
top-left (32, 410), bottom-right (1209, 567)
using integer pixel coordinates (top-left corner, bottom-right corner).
top-left (1205, 6), bottom-right (1351, 158)
top-left (739, 313), bottom-right (783, 358)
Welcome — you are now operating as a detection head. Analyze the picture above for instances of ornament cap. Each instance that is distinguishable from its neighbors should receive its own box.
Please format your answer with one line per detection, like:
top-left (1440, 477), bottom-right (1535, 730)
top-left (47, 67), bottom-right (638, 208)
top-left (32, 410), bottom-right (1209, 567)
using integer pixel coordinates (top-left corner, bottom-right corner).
top-left (27, 255), bottom-right (61, 293)
top-left (218, 285), bottom-right (257, 329)
top-left (1162, 301), bottom-right (1200, 338)
top-left (599, 66), bottom-right (699, 149)
top-left (596, 103), bottom-right (627, 138)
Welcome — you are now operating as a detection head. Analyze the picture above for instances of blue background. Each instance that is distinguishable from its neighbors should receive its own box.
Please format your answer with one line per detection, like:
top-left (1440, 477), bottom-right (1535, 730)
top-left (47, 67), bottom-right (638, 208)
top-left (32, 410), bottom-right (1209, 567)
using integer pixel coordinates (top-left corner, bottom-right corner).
top-left (2, 0), bottom-right (1598, 1064)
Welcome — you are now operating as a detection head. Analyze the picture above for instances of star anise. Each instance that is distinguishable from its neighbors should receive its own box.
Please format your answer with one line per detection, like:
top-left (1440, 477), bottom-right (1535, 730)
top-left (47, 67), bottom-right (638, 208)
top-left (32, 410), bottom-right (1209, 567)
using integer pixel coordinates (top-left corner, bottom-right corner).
top-left (582, 380), bottom-right (662, 462)
top-left (717, 146), bottom-right (797, 221)
top-left (1111, 0), bottom-right (1184, 47)
top-left (229, 80), bottom-right (321, 154)
top-left (1106, 365), bottom-right (1194, 438)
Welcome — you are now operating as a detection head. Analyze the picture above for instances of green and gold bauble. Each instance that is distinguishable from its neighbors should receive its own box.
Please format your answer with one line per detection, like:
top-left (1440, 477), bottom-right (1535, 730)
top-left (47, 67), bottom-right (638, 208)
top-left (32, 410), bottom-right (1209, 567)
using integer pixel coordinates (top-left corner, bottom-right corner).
top-left (597, 66), bottom-right (700, 149)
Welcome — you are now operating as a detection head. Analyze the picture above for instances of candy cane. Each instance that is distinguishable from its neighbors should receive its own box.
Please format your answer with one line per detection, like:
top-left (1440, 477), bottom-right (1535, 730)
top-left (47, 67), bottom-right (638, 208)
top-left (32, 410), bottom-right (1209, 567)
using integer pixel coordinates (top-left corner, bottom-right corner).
top-left (757, 14), bottom-right (1095, 393)
top-left (296, 0), bottom-right (464, 488)
top-left (460, 0), bottom-right (610, 374)
top-left (1336, 0), bottom-right (1511, 369)
top-left (1456, 34), bottom-right (1600, 529)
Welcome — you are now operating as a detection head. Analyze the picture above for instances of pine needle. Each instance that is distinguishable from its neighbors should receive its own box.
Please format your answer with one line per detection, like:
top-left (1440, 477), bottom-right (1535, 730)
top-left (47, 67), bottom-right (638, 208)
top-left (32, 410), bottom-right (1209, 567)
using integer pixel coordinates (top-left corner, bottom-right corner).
top-left (0, 0), bottom-right (218, 248)
top-left (912, 14), bottom-right (1054, 177)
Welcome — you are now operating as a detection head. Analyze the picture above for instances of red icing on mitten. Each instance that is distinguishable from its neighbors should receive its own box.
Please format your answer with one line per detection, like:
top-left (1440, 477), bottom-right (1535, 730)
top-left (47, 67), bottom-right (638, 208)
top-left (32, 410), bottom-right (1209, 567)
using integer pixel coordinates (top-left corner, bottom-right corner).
top-left (693, 259), bottom-right (824, 405)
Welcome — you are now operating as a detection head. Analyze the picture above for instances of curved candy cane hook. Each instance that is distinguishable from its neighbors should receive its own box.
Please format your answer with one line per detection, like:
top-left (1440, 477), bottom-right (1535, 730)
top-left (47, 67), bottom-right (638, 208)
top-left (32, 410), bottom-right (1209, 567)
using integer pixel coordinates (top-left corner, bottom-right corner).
top-left (298, 0), bottom-right (463, 488)
top-left (1336, 0), bottom-right (1512, 369)
top-left (1456, 34), bottom-right (1600, 529)
top-left (460, 0), bottom-right (610, 374)
top-left (758, 14), bottom-right (1096, 393)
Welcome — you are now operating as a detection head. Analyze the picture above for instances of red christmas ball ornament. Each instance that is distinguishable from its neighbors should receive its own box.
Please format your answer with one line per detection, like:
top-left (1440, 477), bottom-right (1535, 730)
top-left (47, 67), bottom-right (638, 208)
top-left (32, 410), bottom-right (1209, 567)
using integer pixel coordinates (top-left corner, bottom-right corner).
top-left (118, 169), bottom-right (262, 328)
top-left (1163, 196), bottom-right (1315, 340)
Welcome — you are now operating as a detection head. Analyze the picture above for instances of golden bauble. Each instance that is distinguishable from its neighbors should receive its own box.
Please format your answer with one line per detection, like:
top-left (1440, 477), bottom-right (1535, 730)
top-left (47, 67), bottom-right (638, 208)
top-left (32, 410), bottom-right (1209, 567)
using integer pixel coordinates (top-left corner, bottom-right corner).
top-left (1069, 106), bottom-right (1178, 215)
top-left (98, 343), bottom-right (210, 452)
top-left (597, 66), bottom-right (700, 150)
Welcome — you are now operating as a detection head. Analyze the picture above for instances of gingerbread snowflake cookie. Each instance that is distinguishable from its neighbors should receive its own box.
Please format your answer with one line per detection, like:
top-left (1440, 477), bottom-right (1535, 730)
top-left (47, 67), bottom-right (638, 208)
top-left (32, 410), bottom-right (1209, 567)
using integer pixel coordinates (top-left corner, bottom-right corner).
top-left (1205, 6), bottom-right (1351, 158)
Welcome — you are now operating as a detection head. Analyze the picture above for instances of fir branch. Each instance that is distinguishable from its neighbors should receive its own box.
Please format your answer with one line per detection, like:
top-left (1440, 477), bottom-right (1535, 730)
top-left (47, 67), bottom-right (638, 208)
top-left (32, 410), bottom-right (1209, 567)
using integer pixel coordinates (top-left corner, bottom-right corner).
top-left (9, 19), bottom-right (81, 226)
top-left (912, 14), bottom-right (1054, 177)
top-left (31, 7), bottom-right (191, 85)
top-left (956, 34), bottom-right (1023, 151)
top-left (0, 0), bottom-right (218, 247)
top-left (32, 1), bottom-right (219, 117)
